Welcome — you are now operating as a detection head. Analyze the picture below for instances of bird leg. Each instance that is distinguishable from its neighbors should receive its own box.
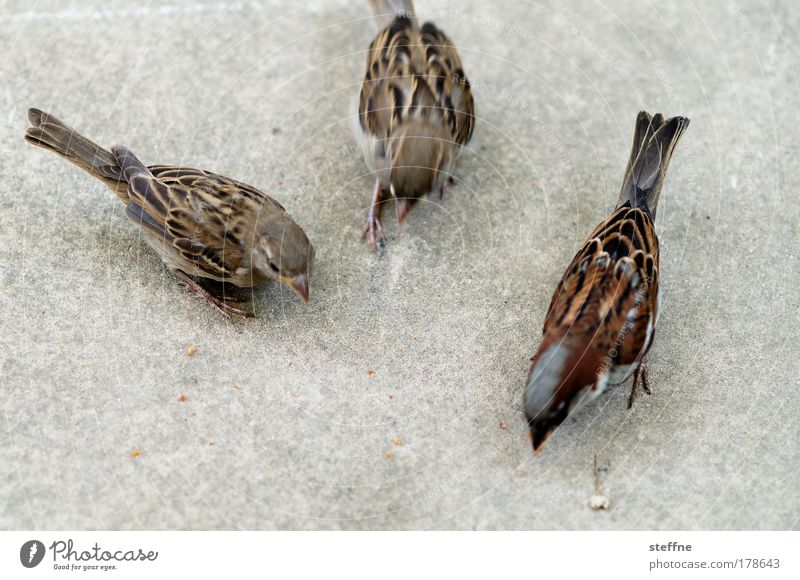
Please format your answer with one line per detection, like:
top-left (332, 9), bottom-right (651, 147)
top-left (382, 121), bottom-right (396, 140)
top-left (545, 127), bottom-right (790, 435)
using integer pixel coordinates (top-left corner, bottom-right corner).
top-left (174, 269), bottom-right (253, 319)
top-left (439, 176), bottom-right (455, 199)
top-left (362, 178), bottom-right (385, 254)
top-left (627, 362), bottom-right (652, 409)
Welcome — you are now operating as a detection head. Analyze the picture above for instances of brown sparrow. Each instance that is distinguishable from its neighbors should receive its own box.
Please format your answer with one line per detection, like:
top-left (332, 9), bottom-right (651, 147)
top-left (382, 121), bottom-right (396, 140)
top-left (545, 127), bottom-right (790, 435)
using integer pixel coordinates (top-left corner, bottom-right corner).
top-left (524, 111), bottom-right (690, 451)
top-left (357, 0), bottom-right (475, 252)
top-left (24, 108), bottom-right (314, 318)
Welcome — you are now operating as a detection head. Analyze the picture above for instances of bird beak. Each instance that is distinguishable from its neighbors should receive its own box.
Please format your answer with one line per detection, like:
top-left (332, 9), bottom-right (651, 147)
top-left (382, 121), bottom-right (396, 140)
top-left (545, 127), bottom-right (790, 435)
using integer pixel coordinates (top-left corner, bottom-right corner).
top-left (530, 426), bottom-right (552, 453)
top-left (283, 274), bottom-right (310, 304)
top-left (527, 417), bottom-right (555, 453)
top-left (395, 198), bottom-right (412, 224)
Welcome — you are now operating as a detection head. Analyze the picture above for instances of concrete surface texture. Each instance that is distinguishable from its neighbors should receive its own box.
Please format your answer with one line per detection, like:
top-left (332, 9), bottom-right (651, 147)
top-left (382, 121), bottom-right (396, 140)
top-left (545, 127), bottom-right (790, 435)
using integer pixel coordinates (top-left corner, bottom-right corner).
top-left (1, 0), bottom-right (798, 530)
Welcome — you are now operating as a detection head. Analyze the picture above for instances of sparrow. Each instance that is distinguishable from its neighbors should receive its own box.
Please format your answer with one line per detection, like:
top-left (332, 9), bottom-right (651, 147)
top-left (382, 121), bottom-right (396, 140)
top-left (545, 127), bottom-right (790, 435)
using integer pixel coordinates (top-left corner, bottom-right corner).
top-left (24, 108), bottom-right (314, 318)
top-left (357, 0), bottom-right (475, 252)
top-left (524, 111), bottom-right (690, 451)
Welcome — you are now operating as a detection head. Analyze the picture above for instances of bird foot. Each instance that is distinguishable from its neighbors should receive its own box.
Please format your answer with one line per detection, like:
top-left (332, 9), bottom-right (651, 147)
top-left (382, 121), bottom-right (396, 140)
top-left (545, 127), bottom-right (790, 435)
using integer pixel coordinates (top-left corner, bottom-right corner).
top-left (362, 212), bottom-right (385, 255)
top-left (175, 270), bottom-right (253, 319)
top-left (627, 363), bottom-right (651, 409)
top-left (439, 176), bottom-right (454, 199)
top-left (362, 179), bottom-right (385, 254)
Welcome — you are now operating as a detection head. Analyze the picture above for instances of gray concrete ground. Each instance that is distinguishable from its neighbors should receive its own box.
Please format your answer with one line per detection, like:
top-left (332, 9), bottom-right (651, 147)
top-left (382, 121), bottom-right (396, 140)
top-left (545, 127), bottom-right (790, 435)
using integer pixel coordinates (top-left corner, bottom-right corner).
top-left (1, 0), bottom-right (798, 530)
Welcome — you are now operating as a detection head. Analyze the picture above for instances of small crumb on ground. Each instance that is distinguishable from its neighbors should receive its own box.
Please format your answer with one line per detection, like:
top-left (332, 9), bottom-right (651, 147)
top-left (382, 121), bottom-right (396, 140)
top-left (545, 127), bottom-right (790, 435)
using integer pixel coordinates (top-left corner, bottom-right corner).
top-left (178, 394), bottom-right (187, 402)
top-left (367, 369), bottom-right (376, 377)
top-left (232, 384), bottom-right (241, 390)
top-left (590, 493), bottom-right (610, 510)
top-left (499, 420), bottom-right (508, 430)
top-left (130, 449), bottom-right (142, 458)
top-left (431, 347), bottom-right (438, 355)
top-left (290, 392), bottom-right (301, 398)
top-left (590, 455), bottom-right (610, 510)
top-left (384, 451), bottom-right (394, 459)
top-left (392, 438), bottom-right (402, 446)
top-left (185, 345), bottom-right (199, 357)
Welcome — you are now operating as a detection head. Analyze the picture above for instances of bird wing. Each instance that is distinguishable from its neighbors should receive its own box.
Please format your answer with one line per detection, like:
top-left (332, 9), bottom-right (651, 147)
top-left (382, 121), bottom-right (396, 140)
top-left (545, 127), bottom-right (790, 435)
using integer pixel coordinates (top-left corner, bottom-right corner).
top-left (358, 16), bottom-right (474, 145)
top-left (543, 203), bottom-right (660, 367)
top-left (125, 166), bottom-right (281, 280)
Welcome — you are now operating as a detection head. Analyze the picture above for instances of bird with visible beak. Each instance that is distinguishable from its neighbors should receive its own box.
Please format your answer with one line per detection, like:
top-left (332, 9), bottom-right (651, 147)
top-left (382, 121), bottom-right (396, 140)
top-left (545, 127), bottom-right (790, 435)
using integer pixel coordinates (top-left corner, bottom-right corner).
top-left (357, 0), bottom-right (475, 252)
top-left (25, 108), bottom-right (314, 318)
top-left (524, 111), bottom-right (690, 451)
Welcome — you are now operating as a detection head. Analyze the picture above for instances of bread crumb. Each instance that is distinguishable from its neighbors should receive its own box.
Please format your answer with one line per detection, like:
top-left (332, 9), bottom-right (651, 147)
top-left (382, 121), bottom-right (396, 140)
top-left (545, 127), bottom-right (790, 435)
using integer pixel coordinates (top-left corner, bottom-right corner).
top-left (367, 369), bottom-right (376, 377)
top-left (384, 451), bottom-right (394, 459)
top-left (191, 412), bottom-right (197, 417)
top-left (130, 449), bottom-right (142, 458)
top-left (590, 455), bottom-right (610, 510)
top-left (232, 384), bottom-right (241, 390)
top-left (392, 438), bottom-right (402, 446)
top-left (431, 347), bottom-right (438, 355)
top-left (185, 345), bottom-right (199, 357)
top-left (290, 392), bottom-right (301, 398)
top-left (590, 493), bottom-right (610, 510)
top-left (208, 442), bottom-right (215, 447)
top-left (388, 394), bottom-right (395, 400)
top-left (411, 336), bottom-right (417, 342)
top-left (499, 420), bottom-right (508, 430)
top-left (178, 394), bottom-right (187, 402)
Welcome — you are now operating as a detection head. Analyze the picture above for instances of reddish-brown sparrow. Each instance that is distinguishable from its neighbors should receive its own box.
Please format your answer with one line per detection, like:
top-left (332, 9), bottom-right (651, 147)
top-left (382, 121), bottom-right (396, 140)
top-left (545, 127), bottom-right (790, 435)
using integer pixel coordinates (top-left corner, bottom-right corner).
top-left (357, 0), bottom-right (475, 252)
top-left (524, 111), bottom-right (690, 451)
top-left (25, 108), bottom-right (314, 318)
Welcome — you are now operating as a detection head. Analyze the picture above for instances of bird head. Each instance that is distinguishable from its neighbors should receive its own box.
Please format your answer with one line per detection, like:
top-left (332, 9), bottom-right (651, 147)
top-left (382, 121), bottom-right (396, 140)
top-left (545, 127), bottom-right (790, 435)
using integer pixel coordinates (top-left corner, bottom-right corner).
top-left (254, 216), bottom-right (314, 303)
top-left (524, 340), bottom-right (605, 452)
top-left (387, 121), bottom-right (453, 223)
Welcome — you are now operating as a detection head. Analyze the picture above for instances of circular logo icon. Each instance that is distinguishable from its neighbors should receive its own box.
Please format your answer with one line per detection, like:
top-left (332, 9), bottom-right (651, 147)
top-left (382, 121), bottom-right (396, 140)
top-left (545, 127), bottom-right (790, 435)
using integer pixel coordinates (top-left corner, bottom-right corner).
top-left (20, 540), bottom-right (45, 568)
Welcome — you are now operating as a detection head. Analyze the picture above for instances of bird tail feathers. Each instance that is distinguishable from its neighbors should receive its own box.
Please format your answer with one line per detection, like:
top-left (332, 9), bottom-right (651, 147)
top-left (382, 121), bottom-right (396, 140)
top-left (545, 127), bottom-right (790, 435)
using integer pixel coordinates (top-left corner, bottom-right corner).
top-left (368, 0), bottom-right (416, 29)
top-left (617, 111), bottom-right (690, 220)
top-left (24, 108), bottom-right (129, 201)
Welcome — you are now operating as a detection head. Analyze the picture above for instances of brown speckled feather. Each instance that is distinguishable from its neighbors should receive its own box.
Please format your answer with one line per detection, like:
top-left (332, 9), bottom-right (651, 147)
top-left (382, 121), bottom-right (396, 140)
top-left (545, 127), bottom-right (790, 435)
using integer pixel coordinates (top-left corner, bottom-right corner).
top-left (25, 108), bottom-right (314, 317)
top-left (359, 16), bottom-right (474, 148)
top-left (125, 165), bottom-right (289, 284)
top-left (543, 203), bottom-right (660, 368)
top-left (524, 112), bottom-right (689, 451)
top-left (358, 2), bottom-right (475, 250)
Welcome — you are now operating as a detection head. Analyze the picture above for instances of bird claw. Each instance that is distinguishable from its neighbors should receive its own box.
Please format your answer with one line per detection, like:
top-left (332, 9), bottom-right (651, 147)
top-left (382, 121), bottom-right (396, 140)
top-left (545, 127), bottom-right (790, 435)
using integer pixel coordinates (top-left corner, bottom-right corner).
top-left (439, 176), bottom-right (455, 199)
top-left (641, 368), bottom-right (652, 396)
top-left (205, 296), bottom-right (254, 319)
top-left (627, 363), bottom-right (651, 409)
top-left (175, 270), bottom-right (253, 319)
top-left (362, 215), bottom-right (385, 254)
top-left (363, 179), bottom-right (385, 255)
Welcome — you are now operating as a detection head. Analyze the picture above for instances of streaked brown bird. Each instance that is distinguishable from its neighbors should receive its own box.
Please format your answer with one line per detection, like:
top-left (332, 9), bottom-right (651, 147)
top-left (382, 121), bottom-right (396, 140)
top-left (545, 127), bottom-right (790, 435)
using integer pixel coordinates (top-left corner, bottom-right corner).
top-left (357, 0), bottom-right (475, 252)
top-left (24, 108), bottom-right (314, 318)
top-left (524, 111), bottom-right (690, 451)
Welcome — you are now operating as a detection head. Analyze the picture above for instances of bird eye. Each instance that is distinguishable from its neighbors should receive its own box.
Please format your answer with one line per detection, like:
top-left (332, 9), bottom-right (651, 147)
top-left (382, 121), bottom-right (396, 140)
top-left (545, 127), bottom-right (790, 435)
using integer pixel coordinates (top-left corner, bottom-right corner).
top-left (269, 262), bottom-right (280, 273)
